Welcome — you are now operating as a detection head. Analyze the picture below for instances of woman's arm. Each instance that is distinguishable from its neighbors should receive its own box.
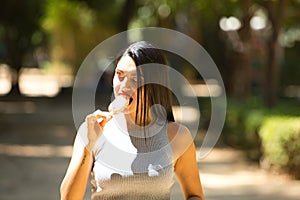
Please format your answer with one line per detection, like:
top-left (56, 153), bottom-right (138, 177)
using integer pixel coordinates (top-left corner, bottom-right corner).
top-left (174, 141), bottom-right (205, 200)
top-left (60, 139), bottom-right (94, 200)
top-left (60, 113), bottom-right (111, 200)
top-left (169, 123), bottom-right (205, 200)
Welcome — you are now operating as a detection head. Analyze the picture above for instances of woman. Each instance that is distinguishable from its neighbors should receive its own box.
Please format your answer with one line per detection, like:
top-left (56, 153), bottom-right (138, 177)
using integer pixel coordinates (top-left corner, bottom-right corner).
top-left (60, 41), bottom-right (205, 200)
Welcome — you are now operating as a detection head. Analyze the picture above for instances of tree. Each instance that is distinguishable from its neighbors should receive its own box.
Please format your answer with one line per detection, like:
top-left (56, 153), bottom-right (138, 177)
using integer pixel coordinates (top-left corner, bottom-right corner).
top-left (42, 0), bottom-right (137, 73)
top-left (0, 0), bottom-right (47, 94)
top-left (119, 0), bottom-right (136, 32)
top-left (260, 0), bottom-right (289, 107)
top-left (0, 0), bottom-right (47, 70)
top-left (232, 0), bottom-right (254, 100)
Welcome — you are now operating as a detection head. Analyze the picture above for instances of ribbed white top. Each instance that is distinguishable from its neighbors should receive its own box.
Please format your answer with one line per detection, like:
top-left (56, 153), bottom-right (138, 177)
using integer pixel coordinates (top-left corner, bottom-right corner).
top-left (77, 113), bottom-right (174, 200)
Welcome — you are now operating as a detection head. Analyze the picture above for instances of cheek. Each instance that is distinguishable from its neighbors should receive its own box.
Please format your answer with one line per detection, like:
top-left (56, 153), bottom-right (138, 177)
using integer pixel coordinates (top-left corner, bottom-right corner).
top-left (113, 76), bottom-right (120, 94)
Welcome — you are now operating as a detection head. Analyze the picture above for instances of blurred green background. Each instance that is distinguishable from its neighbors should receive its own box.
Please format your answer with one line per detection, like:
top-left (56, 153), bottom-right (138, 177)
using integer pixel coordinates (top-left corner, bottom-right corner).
top-left (0, 0), bottom-right (300, 198)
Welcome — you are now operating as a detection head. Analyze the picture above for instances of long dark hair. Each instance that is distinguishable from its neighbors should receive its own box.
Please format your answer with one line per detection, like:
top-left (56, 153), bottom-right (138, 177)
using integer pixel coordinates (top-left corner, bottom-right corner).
top-left (116, 41), bottom-right (174, 126)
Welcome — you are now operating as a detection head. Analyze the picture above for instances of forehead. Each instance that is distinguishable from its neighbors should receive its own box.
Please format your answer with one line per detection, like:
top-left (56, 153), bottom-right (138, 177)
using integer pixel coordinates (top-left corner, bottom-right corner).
top-left (116, 55), bottom-right (136, 72)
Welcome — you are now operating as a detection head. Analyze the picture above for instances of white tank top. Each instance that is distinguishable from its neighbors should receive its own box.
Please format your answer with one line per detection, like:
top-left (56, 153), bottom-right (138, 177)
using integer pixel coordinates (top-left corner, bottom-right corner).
top-left (77, 113), bottom-right (175, 200)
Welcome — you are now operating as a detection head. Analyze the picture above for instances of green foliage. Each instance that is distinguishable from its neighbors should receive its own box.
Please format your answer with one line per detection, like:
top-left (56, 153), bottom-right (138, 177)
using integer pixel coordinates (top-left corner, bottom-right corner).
top-left (259, 116), bottom-right (300, 179)
top-left (42, 0), bottom-right (96, 31)
top-left (0, 0), bottom-right (48, 67)
top-left (222, 97), bottom-right (300, 179)
top-left (41, 0), bottom-right (121, 72)
top-left (223, 99), bottom-right (263, 153)
top-left (223, 98), bottom-right (300, 161)
top-left (281, 43), bottom-right (300, 85)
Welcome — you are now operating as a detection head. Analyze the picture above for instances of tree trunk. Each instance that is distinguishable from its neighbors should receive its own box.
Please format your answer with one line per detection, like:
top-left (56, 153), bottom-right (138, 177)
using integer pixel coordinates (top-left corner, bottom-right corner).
top-left (264, 0), bottom-right (288, 108)
top-left (231, 0), bottom-right (253, 100)
top-left (119, 0), bottom-right (136, 32)
top-left (3, 29), bottom-right (23, 96)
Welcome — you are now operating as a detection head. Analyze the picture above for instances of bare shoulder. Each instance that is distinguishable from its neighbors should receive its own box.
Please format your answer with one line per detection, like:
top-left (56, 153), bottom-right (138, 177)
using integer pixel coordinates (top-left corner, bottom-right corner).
top-left (167, 122), bottom-right (192, 140)
top-left (167, 122), bottom-right (194, 160)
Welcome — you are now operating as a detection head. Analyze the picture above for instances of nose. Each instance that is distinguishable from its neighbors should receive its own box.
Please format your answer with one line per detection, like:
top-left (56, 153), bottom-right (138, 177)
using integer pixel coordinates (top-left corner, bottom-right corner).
top-left (119, 76), bottom-right (134, 92)
top-left (120, 76), bottom-right (128, 87)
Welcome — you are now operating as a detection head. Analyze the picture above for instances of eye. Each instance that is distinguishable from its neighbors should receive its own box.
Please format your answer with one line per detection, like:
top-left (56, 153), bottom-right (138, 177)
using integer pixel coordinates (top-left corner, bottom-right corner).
top-left (116, 71), bottom-right (124, 81)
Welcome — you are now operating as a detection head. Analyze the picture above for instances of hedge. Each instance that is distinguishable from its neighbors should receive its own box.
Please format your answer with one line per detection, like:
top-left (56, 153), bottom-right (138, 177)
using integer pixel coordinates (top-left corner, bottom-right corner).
top-left (222, 99), bottom-right (300, 161)
top-left (222, 99), bottom-right (265, 160)
top-left (259, 116), bottom-right (300, 179)
top-left (200, 98), bottom-right (300, 178)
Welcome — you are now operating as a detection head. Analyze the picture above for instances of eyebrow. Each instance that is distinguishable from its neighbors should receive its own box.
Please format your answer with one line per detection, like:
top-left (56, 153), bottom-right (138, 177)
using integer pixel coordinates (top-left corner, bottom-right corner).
top-left (115, 69), bottom-right (137, 76)
top-left (116, 69), bottom-right (124, 73)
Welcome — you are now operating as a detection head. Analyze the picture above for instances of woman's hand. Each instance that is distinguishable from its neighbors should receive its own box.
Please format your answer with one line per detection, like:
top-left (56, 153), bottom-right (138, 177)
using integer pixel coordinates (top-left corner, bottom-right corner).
top-left (85, 110), bottom-right (112, 153)
top-left (60, 111), bottom-right (112, 200)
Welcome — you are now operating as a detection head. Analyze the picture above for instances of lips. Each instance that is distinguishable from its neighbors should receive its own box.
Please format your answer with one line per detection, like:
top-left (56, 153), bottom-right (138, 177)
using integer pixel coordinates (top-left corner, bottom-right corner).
top-left (118, 93), bottom-right (134, 106)
top-left (118, 92), bottom-right (130, 98)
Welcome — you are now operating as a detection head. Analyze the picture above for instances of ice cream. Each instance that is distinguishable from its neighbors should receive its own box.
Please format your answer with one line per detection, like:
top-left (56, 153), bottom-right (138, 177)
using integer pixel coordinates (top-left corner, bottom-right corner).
top-left (108, 96), bottom-right (129, 115)
top-left (96, 96), bottom-right (129, 125)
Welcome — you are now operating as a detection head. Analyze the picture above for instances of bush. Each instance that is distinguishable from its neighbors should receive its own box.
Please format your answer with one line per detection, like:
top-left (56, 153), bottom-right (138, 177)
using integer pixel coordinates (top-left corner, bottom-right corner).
top-left (259, 116), bottom-right (300, 179)
top-left (222, 99), bottom-right (265, 160)
top-left (222, 98), bottom-right (300, 161)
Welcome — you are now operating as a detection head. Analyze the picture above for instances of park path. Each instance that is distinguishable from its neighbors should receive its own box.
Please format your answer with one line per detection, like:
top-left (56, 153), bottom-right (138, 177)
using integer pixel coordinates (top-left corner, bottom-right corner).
top-left (195, 148), bottom-right (300, 200)
top-left (0, 93), bottom-right (299, 200)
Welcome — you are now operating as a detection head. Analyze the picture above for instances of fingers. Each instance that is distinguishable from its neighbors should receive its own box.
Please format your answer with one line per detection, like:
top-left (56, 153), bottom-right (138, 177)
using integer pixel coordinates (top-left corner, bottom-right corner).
top-left (98, 115), bottom-right (112, 127)
top-left (86, 116), bottom-right (98, 130)
top-left (94, 109), bottom-right (110, 118)
top-left (94, 109), bottom-right (112, 127)
top-left (86, 109), bottom-right (112, 128)
top-left (85, 110), bottom-right (108, 120)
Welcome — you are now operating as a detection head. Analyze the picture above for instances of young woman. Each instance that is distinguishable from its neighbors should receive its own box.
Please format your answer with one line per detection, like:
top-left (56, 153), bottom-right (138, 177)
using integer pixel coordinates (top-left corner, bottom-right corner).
top-left (60, 41), bottom-right (205, 200)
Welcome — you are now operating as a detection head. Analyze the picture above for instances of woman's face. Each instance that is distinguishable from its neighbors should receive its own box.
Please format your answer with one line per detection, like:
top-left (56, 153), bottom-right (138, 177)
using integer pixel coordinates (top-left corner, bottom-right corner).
top-left (113, 55), bottom-right (139, 114)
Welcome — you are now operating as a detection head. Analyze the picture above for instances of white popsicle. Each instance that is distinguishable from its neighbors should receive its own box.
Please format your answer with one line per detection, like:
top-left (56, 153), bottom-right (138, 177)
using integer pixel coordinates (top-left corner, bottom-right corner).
top-left (108, 96), bottom-right (129, 115)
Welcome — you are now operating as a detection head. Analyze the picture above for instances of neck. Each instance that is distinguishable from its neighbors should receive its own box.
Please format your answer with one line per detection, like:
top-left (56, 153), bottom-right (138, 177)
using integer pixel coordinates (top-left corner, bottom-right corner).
top-left (124, 112), bottom-right (153, 129)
